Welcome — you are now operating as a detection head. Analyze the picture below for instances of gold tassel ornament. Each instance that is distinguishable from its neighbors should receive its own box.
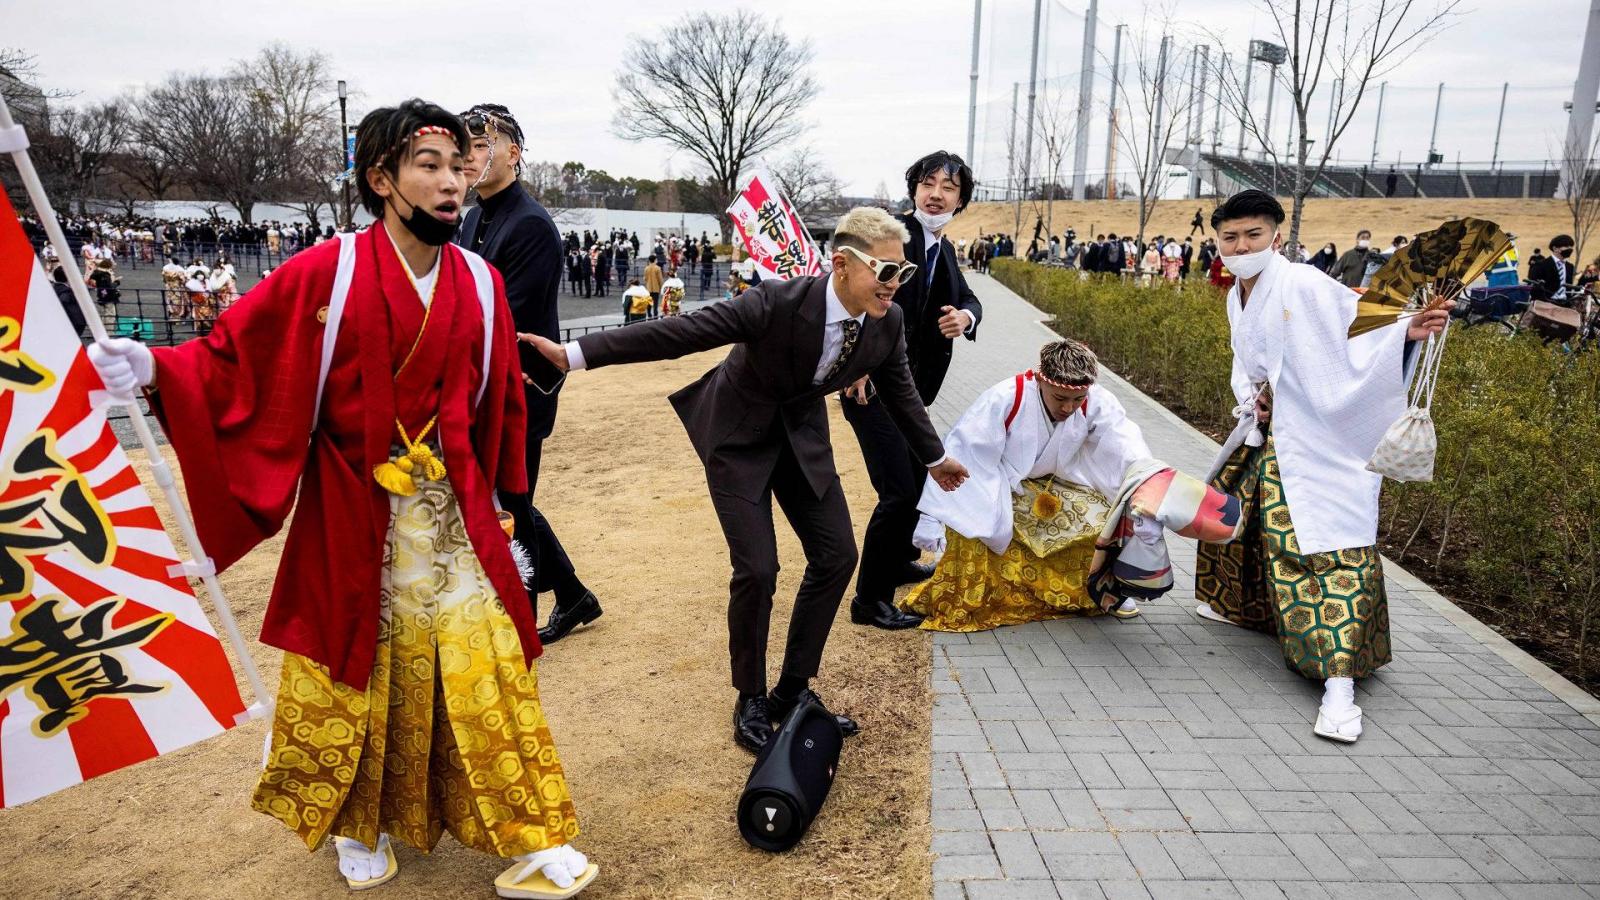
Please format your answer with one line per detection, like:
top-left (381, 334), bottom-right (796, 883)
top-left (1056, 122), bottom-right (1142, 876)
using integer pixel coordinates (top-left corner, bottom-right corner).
top-left (373, 415), bottom-right (446, 496)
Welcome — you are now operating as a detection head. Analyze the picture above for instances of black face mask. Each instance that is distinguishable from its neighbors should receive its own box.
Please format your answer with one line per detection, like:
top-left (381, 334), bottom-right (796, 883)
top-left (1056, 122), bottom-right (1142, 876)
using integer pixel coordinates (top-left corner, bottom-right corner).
top-left (1558, 248), bottom-right (1574, 259)
top-left (387, 186), bottom-right (459, 246)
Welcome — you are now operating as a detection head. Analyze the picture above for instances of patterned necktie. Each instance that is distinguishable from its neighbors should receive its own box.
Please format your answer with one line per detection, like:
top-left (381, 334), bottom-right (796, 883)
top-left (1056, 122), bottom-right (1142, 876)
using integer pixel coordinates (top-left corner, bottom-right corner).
top-left (926, 241), bottom-right (940, 286)
top-left (822, 319), bottom-right (861, 384)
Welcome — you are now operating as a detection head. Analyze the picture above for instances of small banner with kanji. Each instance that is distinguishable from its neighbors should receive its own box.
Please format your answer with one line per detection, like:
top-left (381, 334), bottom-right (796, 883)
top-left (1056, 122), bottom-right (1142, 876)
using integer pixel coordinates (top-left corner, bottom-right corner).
top-left (0, 193), bottom-right (246, 808)
top-left (726, 171), bottom-right (823, 281)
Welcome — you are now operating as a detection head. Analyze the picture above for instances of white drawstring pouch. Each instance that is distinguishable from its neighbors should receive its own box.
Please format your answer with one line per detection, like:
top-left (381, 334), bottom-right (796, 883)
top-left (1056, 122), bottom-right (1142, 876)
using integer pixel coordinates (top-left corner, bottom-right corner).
top-left (1366, 319), bottom-right (1448, 483)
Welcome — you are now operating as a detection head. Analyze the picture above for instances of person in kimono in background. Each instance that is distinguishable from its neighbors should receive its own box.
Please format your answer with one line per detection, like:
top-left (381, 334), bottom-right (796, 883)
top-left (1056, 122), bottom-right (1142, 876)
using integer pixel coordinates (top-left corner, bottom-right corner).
top-left (1195, 190), bottom-right (1449, 745)
top-left (87, 99), bottom-right (596, 899)
top-left (903, 339), bottom-right (1159, 630)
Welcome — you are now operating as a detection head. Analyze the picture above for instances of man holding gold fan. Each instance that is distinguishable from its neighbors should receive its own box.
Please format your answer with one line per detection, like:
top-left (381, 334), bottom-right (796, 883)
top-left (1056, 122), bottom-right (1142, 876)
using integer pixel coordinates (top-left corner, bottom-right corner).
top-left (1193, 190), bottom-right (1452, 745)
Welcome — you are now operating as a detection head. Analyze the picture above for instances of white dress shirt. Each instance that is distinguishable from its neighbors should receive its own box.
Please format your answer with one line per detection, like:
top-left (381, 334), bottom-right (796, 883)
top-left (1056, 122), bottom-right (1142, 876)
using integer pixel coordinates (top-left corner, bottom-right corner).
top-left (813, 275), bottom-right (866, 384)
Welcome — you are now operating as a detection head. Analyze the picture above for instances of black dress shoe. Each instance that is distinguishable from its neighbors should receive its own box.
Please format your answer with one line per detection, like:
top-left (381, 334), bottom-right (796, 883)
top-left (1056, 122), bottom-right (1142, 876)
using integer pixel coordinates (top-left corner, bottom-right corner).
top-left (893, 561), bottom-right (937, 586)
top-left (538, 591), bottom-right (603, 645)
top-left (851, 598), bottom-right (924, 630)
top-left (733, 694), bottom-right (774, 753)
top-left (767, 687), bottom-right (860, 738)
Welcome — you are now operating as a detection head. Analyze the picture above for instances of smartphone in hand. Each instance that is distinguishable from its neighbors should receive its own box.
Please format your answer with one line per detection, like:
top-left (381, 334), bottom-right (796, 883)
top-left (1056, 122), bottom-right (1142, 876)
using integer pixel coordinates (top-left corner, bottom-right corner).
top-left (519, 338), bottom-right (567, 395)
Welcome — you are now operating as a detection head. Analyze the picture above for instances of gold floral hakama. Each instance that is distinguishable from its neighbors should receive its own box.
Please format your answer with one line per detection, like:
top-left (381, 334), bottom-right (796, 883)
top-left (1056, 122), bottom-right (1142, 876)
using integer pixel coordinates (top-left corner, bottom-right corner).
top-left (1195, 436), bottom-right (1391, 680)
top-left (251, 481), bottom-right (579, 856)
top-left (901, 478), bottom-right (1109, 632)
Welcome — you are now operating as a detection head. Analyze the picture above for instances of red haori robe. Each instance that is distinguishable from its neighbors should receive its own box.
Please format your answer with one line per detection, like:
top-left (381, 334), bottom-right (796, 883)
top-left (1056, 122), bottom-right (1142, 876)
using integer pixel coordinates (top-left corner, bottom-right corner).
top-left (149, 225), bottom-right (534, 688)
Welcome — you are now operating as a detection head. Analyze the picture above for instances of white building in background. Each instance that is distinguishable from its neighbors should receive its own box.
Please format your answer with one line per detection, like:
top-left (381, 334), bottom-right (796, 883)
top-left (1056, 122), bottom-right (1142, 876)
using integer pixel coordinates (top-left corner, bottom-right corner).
top-left (84, 199), bottom-right (722, 247)
top-left (542, 208), bottom-right (722, 246)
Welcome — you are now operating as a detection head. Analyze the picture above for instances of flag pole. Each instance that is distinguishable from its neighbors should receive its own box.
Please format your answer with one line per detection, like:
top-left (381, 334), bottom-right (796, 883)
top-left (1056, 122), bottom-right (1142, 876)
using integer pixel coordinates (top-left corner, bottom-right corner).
top-left (0, 94), bottom-right (271, 720)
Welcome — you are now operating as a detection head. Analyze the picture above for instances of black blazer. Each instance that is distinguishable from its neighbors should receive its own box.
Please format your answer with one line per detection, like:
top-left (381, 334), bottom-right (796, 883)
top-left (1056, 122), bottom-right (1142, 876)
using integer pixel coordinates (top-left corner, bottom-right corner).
top-left (577, 275), bottom-right (944, 503)
top-left (456, 183), bottom-right (564, 439)
top-left (1527, 254), bottom-right (1570, 302)
top-left (893, 213), bottom-right (983, 405)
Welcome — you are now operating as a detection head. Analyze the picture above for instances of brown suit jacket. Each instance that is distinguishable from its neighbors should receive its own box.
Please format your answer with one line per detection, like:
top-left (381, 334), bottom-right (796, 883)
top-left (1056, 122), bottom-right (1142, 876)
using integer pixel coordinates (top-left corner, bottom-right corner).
top-left (577, 274), bottom-right (944, 502)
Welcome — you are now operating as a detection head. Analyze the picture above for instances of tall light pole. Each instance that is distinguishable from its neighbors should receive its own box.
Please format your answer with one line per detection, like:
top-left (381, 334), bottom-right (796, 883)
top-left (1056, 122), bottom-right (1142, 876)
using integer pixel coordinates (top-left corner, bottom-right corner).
top-left (1021, 0), bottom-right (1044, 206)
top-left (337, 79), bottom-right (351, 230)
top-left (965, 0), bottom-right (982, 165)
top-left (1105, 23), bottom-right (1125, 200)
top-left (1071, 0), bottom-right (1098, 200)
top-left (1558, 0), bottom-right (1600, 199)
top-left (1426, 82), bottom-right (1445, 168)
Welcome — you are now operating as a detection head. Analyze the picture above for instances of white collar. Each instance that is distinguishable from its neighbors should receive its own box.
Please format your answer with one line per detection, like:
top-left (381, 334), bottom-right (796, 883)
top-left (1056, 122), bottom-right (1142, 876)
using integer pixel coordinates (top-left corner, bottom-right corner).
top-left (923, 228), bottom-right (941, 253)
top-left (825, 275), bottom-right (866, 327)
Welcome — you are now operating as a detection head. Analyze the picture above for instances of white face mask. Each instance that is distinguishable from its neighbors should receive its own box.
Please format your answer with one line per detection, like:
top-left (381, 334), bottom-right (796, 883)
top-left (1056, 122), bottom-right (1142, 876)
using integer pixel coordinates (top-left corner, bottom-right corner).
top-left (1221, 235), bottom-right (1279, 279)
top-left (1356, 239), bottom-right (1371, 249)
top-left (914, 207), bottom-right (955, 234)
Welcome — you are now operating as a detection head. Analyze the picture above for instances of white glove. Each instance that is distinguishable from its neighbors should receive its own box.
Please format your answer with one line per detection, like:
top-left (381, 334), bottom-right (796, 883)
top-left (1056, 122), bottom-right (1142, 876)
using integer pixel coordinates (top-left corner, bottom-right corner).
top-left (1132, 514), bottom-right (1165, 545)
top-left (913, 514), bottom-right (947, 554)
top-left (87, 338), bottom-right (154, 401)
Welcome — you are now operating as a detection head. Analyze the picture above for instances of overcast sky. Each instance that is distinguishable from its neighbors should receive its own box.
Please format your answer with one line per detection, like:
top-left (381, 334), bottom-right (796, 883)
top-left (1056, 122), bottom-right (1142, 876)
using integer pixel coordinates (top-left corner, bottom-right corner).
top-left (4, 0), bottom-right (1593, 195)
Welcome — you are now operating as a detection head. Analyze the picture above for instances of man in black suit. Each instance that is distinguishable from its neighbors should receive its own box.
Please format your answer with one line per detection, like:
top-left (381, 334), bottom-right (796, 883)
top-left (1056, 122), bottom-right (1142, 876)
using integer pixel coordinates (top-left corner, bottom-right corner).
top-left (841, 151), bottom-right (984, 630)
top-left (525, 207), bottom-right (970, 753)
top-left (1528, 233), bottom-right (1576, 304)
top-left (456, 103), bottom-right (603, 644)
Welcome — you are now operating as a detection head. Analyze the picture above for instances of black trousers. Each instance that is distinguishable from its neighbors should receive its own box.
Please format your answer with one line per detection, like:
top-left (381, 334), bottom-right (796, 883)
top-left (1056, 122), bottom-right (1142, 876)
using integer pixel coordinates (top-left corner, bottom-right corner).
top-left (842, 393), bottom-right (924, 604)
top-left (497, 430), bottom-right (581, 623)
top-left (711, 436), bottom-right (857, 694)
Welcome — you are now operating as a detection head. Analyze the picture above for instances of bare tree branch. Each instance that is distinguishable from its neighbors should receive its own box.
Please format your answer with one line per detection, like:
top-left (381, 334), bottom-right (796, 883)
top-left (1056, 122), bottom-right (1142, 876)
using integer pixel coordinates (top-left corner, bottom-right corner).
top-left (610, 11), bottom-right (818, 238)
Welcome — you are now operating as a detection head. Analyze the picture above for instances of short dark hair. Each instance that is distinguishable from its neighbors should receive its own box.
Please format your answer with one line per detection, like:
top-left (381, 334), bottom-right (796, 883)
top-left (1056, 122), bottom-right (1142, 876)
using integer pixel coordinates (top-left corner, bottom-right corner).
top-left (1210, 190), bottom-right (1284, 230)
top-left (353, 99), bottom-right (468, 218)
top-left (1551, 233), bottom-right (1575, 249)
top-left (905, 151), bottom-right (976, 213)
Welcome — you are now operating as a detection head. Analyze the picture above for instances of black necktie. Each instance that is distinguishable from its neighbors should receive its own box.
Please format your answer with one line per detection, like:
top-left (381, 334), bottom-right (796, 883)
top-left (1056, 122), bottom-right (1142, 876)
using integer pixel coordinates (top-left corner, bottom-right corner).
top-left (823, 319), bottom-right (861, 384)
top-left (925, 241), bottom-right (940, 286)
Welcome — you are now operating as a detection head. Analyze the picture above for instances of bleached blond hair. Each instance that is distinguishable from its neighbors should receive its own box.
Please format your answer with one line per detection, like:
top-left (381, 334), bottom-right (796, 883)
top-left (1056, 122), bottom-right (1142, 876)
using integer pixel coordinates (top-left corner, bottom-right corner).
top-left (1039, 338), bottom-right (1098, 386)
top-left (833, 206), bottom-right (911, 251)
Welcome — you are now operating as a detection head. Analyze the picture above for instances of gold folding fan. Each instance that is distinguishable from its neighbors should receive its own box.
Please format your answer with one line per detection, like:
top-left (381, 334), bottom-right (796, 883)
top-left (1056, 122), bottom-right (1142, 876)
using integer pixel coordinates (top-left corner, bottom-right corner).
top-left (1348, 217), bottom-right (1514, 338)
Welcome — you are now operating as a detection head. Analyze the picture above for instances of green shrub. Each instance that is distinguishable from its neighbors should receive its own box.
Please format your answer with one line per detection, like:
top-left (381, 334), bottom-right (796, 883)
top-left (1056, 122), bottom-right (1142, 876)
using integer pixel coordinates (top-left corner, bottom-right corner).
top-left (994, 259), bottom-right (1600, 684)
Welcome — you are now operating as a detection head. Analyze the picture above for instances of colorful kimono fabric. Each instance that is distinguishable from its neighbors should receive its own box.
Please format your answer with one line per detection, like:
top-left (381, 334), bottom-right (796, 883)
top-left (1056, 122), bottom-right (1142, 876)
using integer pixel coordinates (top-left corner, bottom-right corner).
top-left (1089, 464), bottom-right (1244, 608)
top-left (252, 480), bottom-right (578, 856)
top-left (1195, 436), bottom-right (1391, 680)
top-left (162, 271), bottom-right (188, 319)
top-left (903, 478), bottom-right (1107, 631)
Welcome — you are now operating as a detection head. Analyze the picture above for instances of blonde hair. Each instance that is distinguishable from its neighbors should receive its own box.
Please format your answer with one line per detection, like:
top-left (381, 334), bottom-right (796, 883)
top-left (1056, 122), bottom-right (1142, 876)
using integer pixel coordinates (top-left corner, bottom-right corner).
top-left (1038, 338), bottom-right (1098, 386)
top-left (833, 206), bottom-right (910, 251)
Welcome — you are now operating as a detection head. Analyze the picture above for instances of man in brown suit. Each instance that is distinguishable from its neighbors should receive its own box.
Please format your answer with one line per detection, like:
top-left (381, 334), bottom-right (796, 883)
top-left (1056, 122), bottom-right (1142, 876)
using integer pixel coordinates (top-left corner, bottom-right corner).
top-left (526, 207), bottom-right (969, 752)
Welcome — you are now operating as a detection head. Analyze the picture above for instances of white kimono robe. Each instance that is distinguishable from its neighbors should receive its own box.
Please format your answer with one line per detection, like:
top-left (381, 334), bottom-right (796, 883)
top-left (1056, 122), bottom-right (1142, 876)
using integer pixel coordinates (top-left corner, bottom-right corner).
top-left (918, 375), bottom-right (1152, 555)
top-left (1220, 252), bottom-right (1410, 555)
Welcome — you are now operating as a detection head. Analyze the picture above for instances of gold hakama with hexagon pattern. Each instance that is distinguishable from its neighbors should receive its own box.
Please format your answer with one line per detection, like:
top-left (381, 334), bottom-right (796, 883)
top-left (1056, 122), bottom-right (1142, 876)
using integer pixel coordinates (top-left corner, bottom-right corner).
top-left (901, 480), bottom-right (1108, 632)
top-left (250, 480), bottom-right (579, 856)
top-left (1195, 436), bottom-right (1391, 680)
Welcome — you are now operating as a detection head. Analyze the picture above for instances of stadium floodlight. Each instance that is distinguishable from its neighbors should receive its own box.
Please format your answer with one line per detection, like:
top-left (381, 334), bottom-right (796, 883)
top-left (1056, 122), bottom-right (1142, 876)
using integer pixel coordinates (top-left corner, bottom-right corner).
top-left (1248, 40), bottom-right (1287, 66)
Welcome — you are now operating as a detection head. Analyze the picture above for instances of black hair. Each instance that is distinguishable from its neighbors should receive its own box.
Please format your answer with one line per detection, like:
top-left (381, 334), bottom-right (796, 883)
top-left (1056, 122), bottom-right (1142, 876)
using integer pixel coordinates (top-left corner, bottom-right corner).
top-left (1210, 189), bottom-right (1285, 230)
top-left (51, 266), bottom-right (67, 284)
top-left (354, 98), bottom-right (469, 218)
top-left (1551, 233), bottom-right (1575, 249)
top-left (905, 151), bottom-right (976, 213)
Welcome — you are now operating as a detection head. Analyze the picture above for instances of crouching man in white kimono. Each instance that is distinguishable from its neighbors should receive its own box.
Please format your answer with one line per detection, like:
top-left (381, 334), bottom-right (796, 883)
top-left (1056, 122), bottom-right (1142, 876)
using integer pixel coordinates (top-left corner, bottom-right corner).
top-left (901, 339), bottom-right (1158, 631)
top-left (1195, 190), bottom-right (1450, 744)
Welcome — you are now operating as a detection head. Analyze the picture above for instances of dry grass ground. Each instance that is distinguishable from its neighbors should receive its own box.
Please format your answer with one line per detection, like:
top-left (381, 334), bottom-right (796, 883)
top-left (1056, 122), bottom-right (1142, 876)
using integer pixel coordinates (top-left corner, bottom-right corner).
top-left (950, 197), bottom-right (1580, 259)
top-left (0, 350), bottom-right (933, 900)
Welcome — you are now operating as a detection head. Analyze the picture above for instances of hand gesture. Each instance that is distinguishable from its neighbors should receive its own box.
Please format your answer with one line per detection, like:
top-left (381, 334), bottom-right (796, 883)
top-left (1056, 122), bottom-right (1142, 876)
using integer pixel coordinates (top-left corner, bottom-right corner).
top-left (1254, 390), bottom-right (1272, 424)
top-left (929, 457), bottom-right (969, 491)
top-left (843, 375), bottom-right (872, 405)
top-left (937, 305), bottom-right (969, 339)
top-left (1406, 301), bottom-right (1455, 342)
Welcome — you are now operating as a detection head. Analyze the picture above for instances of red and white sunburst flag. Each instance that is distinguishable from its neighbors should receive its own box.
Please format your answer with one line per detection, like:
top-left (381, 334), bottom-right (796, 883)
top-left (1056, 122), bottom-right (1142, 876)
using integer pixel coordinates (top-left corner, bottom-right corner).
top-left (0, 191), bottom-right (248, 808)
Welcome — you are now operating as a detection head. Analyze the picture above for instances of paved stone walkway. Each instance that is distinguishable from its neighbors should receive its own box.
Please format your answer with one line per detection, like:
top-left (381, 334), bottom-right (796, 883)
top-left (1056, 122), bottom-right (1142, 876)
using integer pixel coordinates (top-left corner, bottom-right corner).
top-left (922, 273), bottom-right (1600, 900)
